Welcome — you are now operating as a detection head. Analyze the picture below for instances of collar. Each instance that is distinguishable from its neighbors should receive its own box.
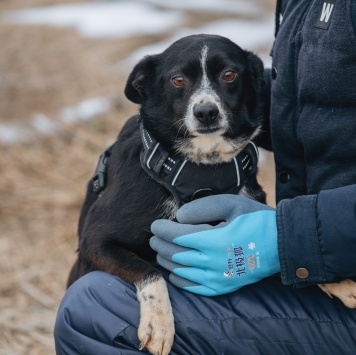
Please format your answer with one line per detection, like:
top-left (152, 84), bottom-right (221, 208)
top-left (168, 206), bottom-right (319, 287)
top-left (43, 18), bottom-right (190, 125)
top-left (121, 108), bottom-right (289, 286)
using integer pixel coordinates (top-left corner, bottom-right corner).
top-left (140, 122), bottom-right (259, 207)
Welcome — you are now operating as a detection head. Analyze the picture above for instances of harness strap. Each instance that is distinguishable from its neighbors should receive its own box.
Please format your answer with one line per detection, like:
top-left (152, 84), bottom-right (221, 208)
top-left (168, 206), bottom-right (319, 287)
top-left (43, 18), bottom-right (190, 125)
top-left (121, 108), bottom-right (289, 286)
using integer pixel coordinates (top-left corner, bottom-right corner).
top-left (140, 122), bottom-right (259, 206)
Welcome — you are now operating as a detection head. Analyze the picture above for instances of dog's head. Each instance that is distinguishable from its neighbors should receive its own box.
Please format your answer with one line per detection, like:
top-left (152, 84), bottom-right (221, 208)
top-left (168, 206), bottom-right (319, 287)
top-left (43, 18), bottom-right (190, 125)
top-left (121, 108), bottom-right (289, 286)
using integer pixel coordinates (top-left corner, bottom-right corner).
top-left (125, 34), bottom-right (264, 164)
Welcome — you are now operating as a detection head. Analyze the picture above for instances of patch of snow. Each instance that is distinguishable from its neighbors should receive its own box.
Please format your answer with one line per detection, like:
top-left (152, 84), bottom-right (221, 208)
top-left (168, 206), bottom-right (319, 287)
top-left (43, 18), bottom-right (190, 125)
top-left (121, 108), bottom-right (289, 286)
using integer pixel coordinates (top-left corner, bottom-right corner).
top-left (135, 0), bottom-right (264, 15)
top-left (0, 123), bottom-right (26, 144)
top-left (32, 113), bottom-right (60, 134)
top-left (60, 97), bottom-right (112, 123)
top-left (0, 96), bottom-right (113, 144)
top-left (2, 2), bottom-right (184, 38)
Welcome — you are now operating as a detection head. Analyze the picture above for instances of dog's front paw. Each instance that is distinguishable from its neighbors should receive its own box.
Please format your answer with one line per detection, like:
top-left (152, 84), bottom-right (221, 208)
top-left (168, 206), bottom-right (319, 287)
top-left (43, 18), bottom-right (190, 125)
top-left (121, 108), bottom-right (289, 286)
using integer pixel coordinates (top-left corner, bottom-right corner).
top-left (319, 279), bottom-right (356, 308)
top-left (138, 313), bottom-right (174, 355)
top-left (136, 276), bottom-right (175, 355)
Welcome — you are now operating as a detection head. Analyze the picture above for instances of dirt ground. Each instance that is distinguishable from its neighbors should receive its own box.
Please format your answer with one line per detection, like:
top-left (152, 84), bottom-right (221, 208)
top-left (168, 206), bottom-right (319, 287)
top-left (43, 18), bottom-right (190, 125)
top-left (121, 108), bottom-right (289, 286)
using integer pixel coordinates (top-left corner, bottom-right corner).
top-left (0, 1), bottom-right (275, 354)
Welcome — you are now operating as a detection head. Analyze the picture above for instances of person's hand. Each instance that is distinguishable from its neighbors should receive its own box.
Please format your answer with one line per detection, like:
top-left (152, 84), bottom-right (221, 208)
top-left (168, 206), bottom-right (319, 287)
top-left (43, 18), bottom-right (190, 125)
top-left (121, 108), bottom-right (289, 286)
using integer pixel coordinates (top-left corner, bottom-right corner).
top-left (150, 195), bottom-right (280, 296)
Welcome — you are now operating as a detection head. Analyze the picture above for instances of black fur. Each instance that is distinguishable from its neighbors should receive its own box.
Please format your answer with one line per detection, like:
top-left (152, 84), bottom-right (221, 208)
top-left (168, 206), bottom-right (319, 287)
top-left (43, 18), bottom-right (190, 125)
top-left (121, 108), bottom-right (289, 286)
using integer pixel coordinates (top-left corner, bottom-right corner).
top-left (68, 34), bottom-right (266, 288)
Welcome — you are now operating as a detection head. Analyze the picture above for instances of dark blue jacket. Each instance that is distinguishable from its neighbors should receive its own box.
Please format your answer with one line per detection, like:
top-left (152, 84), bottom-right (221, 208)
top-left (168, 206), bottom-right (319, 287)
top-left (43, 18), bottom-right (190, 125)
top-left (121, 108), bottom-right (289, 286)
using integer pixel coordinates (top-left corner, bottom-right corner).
top-left (270, 0), bottom-right (356, 287)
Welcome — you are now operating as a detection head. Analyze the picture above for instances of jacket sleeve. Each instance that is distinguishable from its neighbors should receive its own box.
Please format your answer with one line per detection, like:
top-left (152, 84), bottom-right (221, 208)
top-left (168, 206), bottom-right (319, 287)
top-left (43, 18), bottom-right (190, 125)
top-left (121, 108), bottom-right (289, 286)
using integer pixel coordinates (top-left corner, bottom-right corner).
top-left (276, 184), bottom-right (356, 286)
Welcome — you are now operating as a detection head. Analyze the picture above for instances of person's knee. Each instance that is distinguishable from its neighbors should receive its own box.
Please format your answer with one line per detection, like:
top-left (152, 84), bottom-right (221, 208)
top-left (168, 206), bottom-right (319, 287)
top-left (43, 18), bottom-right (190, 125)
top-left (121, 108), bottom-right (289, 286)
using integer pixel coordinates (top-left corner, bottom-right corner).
top-left (55, 272), bottom-right (142, 354)
top-left (54, 272), bottom-right (108, 344)
top-left (54, 271), bottom-right (139, 344)
top-left (56, 271), bottom-right (135, 325)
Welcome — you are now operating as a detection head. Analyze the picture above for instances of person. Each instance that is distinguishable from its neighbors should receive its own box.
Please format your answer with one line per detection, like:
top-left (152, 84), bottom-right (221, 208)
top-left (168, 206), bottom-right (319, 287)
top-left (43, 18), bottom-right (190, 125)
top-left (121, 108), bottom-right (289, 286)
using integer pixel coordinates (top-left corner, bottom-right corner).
top-left (54, 1), bottom-right (356, 354)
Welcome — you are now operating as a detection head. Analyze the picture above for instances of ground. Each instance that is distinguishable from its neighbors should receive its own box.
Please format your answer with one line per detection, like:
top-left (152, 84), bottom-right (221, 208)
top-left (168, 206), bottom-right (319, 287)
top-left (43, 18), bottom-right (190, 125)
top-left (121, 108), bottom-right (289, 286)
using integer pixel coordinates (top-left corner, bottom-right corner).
top-left (0, 1), bottom-right (275, 353)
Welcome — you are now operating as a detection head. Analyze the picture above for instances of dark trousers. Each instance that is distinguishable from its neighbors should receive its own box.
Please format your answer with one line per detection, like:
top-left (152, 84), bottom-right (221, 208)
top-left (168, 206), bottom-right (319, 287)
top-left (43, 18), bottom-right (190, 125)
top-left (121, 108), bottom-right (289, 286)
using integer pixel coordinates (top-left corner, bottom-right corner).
top-left (54, 271), bottom-right (356, 354)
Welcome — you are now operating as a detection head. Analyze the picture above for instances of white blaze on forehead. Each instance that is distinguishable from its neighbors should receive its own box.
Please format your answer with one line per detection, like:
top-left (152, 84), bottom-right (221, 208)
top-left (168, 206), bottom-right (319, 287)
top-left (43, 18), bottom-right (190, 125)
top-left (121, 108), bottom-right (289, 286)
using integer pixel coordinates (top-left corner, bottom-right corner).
top-left (200, 45), bottom-right (210, 89)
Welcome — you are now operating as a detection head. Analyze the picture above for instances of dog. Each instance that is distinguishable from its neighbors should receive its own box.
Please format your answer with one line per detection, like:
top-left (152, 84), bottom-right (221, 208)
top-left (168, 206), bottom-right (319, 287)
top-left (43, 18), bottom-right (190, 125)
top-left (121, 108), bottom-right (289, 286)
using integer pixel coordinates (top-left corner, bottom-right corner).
top-left (67, 34), bottom-right (266, 354)
top-left (67, 34), bottom-right (356, 355)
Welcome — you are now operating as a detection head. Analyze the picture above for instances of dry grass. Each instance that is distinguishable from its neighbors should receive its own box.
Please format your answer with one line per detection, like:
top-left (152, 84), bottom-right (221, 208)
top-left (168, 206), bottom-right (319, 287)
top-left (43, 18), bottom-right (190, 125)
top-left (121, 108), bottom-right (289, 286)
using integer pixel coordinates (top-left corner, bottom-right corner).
top-left (0, 108), bottom-right (134, 355)
top-left (0, 1), bottom-right (275, 354)
top-left (0, 11), bottom-right (142, 354)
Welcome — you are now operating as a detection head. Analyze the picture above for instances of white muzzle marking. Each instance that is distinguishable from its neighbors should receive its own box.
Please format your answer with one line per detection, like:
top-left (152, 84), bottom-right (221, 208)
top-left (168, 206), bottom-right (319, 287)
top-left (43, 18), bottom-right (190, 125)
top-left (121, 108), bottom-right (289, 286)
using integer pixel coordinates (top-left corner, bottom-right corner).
top-left (183, 45), bottom-right (229, 134)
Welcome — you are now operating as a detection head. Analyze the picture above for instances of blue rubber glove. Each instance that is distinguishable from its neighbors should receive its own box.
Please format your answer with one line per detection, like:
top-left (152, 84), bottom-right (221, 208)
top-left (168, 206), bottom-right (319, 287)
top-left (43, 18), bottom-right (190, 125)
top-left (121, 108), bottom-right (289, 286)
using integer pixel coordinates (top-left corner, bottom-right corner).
top-left (150, 195), bottom-right (280, 296)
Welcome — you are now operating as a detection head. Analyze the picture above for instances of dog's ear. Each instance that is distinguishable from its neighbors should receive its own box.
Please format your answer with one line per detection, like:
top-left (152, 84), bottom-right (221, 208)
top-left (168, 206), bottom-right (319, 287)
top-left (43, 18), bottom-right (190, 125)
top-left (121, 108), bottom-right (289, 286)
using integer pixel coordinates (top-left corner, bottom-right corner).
top-left (124, 55), bottom-right (158, 104)
top-left (246, 51), bottom-right (264, 89)
top-left (244, 52), bottom-right (265, 118)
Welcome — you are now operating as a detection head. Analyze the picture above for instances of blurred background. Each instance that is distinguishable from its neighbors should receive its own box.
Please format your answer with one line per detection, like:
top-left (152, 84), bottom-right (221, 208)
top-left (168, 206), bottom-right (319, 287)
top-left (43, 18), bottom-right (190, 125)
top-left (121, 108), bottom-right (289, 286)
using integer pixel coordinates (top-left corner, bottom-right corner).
top-left (0, 1), bottom-right (276, 353)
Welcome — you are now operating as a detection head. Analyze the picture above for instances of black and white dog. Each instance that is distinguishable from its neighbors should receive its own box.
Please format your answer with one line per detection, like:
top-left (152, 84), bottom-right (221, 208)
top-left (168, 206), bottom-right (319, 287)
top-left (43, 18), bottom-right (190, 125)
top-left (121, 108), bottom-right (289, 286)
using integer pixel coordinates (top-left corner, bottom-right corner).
top-left (68, 34), bottom-right (266, 355)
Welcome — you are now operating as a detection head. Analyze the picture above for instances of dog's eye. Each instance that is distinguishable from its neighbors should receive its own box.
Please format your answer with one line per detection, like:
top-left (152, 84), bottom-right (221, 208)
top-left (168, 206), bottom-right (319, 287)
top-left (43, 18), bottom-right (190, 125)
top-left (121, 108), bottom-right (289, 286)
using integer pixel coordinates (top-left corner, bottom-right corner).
top-left (172, 76), bottom-right (185, 87)
top-left (223, 71), bottom-right (236, 82)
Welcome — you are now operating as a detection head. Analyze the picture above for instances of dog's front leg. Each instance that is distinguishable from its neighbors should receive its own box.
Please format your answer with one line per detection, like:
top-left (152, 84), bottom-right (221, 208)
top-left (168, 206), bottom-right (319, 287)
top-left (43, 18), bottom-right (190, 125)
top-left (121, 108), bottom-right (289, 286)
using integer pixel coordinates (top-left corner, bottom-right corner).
top-left (136, 275), bottom-right (175, 355)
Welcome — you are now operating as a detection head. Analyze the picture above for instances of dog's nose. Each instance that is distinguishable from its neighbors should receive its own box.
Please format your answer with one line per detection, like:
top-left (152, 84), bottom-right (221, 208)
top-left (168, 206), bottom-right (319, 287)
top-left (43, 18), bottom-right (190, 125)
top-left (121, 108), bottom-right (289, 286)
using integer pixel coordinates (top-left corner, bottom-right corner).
top-left (193, 103), bottom-right (219, 124)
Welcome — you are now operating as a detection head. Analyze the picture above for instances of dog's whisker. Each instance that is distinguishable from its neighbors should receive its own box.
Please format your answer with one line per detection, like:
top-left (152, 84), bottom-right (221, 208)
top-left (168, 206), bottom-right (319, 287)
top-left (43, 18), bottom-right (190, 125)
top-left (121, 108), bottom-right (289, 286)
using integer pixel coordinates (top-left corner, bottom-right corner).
top-left (176, 121), bottom-right (187, 138)
top-left (176, 119), bottom-right (189, 138)
top-left (183, 127), bottom-right (189, 139)
top-left (169, 118), bottom-right (185, 131)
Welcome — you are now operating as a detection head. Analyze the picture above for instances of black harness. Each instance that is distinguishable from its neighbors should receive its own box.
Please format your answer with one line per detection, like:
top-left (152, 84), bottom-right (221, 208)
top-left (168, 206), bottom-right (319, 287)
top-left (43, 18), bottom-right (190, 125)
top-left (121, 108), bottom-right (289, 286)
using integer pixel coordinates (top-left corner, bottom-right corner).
top-left (92, 122), bottom-right (259, 206)
top-left (139, 122), bottom-right (259, 207)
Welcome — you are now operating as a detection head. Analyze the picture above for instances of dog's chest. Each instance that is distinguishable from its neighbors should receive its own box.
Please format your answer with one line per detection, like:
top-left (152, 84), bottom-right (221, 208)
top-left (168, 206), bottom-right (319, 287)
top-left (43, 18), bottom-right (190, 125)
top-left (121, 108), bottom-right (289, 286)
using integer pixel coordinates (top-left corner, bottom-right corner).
top-left (171, 160), bottom-right (241, 204)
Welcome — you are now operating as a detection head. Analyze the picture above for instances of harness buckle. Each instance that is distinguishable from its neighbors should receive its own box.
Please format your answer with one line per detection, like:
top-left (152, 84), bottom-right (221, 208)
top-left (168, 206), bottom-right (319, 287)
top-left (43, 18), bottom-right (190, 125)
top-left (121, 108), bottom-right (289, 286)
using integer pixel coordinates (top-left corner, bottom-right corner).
top-left (92, 143), bottom-right (115, 194)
